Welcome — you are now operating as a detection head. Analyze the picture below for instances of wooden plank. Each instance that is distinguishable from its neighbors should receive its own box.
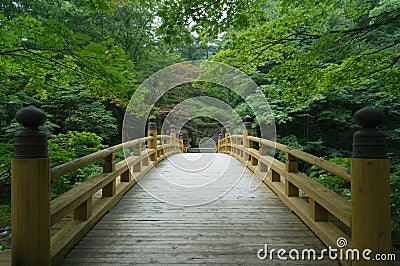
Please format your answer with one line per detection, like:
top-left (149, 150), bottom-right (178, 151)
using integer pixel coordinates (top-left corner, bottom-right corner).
top-left (102, 179), bottom-right (116, 197)
top-left (310, 198), bottom-right (329, 222)
top-left (257, 167), bottom-right (351, 266)
top-left (257, 138), bottom-right (350, 181)
top-left (120, 169), bottom-right (131, 182)
top-left (0, 249), bottom-right (11, 266)
top-left (11, 158), bottom-right (50, 265)
top-left (285, 180), bottom-right (299, 197)
top-left (50, 154), bottom-right (148, 225)
top-left (351, 158), bottom-right (392, 264)
top-left (62, 153), bottom-right (337, 265)
top-left (73, 197), bottom-right (92, 221)
top-left (51, 163), bottom-right (155, 264)
top-left (50, 137), bottom-right (151, 181)
top-left (259, 156), bottom-right (351, 228)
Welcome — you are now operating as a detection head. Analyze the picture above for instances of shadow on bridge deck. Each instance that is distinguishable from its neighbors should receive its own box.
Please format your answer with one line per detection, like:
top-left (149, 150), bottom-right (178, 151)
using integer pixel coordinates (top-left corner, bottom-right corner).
top-left (62, 153), bottom-right (339, 265)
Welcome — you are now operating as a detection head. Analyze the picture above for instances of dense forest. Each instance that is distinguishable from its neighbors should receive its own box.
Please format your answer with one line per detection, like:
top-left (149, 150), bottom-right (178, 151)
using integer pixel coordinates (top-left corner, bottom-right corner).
top-left (0, 0), bottom-right (399, 248)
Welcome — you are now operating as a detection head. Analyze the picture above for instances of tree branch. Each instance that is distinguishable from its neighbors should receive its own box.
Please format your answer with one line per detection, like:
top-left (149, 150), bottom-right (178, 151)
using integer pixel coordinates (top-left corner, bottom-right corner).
top-left (363, 55), bottom-right (400, 77)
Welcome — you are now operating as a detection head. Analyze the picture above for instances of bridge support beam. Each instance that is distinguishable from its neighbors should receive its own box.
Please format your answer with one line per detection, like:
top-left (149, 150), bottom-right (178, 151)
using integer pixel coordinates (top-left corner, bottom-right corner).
top-left (11, 106), bottom-right (50, 266)
top-left (351, 106), bottom-right (391, 265)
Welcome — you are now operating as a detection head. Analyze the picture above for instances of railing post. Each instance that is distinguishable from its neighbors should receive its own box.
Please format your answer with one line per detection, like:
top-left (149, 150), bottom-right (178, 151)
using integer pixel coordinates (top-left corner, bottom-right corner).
top-left (102, 152), bottom-right (116, 197)
top-left (351, 106), bottom-right (391, 264)
top-left (285, 150), bottom-right (299, 197)
top-left (243, 115), bottom-right (252, 161)
top-left (147, 116), bottom-right (158, 165)
top-left (179, 133), bottom-right (184, 152)
top-left (218, 133), bottom-right (222, 152)
top-left (225, 123), bottom-right (231, 153)
top-left (170, 124), bottom-right (177, 152)
top-left (12, 105), bottom-right (50, 265)
top-left (285, 153), bottom-right (298, 172)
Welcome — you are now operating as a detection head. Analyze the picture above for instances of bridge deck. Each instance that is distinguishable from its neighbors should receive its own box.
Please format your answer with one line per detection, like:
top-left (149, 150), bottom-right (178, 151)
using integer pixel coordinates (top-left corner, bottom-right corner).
top-left (62, 153), bottom-right (338, 265)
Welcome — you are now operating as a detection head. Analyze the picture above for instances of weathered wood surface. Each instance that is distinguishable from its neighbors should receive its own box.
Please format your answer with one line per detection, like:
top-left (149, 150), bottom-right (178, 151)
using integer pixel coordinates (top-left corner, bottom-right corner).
top-left (62, 153), bottom-right (339, 265)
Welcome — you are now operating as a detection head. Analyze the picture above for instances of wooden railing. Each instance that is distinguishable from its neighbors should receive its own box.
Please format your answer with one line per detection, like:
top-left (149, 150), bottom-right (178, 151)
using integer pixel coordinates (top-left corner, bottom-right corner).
top-left (217, 107), bottom-right (393, 266)
top-left (218, 134), bottom-right (352, 246)
top-left (4, 106), bottom-right (394, 265)
top-left (7, 106), bottom-right (185, 265)
top-left (49, 135), bottom-right (182, 264)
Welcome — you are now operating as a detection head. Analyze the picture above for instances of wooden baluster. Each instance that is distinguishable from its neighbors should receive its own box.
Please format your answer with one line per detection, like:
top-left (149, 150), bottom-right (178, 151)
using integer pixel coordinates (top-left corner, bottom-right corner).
top-left (121, 145), bottom-right (133, 182)
top-left (285, 153), bottom-right (298, 172)
top-left (270, 169), bottom-right (280, 182)
top-left (160, 136), bottom-right (165, 157)
top-left (309, 199), bottom-right (329, 222)
top-left (243, 115), bottom-right (252, 161)
top-left (132, 142), bottom-right (142, 173)
top-left (103, 152), bottom-right (115, 173)
top-left (179, 133), bottom-right (184, 152)
top-left (285, 152), bottom-right (299, 197)
top-left (251, 155), bottom-right (258, 166)
top-left (285, 181), bottom-right (299, 197)
top-left (12, 106), bottom-right (50, 265)
top-left (74, 197), bottom-right (93, 221)
top-left (259, 143), bottom-right (268, 172)
top-left (351, 107), bottom-right (391, 265)
top-left (147, 116), bottom-right (158, 165)
top-left (170, 124), bottom-right (177, 152)
top-left (102, 152), bottom-right (116, 197)
top-left (120, 170), bottom-right (131, 182)
top-left (218, 133), bottom-right (222, 153)
top-left (225, 122), bottom-right (231, 153)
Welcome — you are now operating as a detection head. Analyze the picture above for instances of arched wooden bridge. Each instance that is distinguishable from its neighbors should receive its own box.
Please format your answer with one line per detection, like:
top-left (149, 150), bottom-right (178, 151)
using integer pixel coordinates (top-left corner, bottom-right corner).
top-left (0, 106), bottom-right (398, 265)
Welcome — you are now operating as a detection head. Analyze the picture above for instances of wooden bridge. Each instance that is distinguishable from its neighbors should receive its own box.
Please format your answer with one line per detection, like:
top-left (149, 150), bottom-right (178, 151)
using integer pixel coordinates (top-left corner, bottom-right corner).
top-left (1, 106), bottom-right (398, 265)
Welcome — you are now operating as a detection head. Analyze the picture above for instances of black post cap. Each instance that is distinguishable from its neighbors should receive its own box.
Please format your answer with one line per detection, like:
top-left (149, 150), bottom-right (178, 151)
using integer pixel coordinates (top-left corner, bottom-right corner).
top-left (243, 115), bottom-right (252, 130)
top-left (352, 106), bottom-right (386, 159)
top-left (148, 116), bottom-right (157, 130)
top-left (14, 105), bottom-right (48, 158)
top-left (225, 122), bottom-right (231, 134)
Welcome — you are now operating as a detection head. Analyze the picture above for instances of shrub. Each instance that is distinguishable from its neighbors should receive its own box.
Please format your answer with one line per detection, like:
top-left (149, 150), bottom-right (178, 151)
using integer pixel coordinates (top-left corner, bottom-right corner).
top-left (48, 131), bottom-right (104, 198)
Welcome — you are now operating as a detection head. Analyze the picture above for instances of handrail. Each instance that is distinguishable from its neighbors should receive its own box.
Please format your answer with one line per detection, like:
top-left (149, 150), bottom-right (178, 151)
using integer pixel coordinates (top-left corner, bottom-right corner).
top-left (50, 137), bottom-right (152, 181)
top-left (48, 132), bottom-right (182, 263)
top-left (247, 136), bottom-right (351, 182)
top-left (7, 105), bottom-right (392, 266)
top-left (8, 106), bottom-right (186, 265)
top-left (216, 112), bottom-right (392, 266)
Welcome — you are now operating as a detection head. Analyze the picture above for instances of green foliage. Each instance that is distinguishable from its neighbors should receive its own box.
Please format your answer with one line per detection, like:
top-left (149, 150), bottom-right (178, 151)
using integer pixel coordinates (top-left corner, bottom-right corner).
top-left (156, 0), bottom-right (260, 43)
top-left (275, 135), bottom-right (304, 162)
top-left (0, 2), bottom-right (140, 105)
top-left (48, 131), bottom-right (103, 198)
top-left (0, 144), bottom-right (13, 182)
top-left (204, 0), bottom-right (400, 105)
top-left (391, 169), bottom-right (400, 246)
top-left (37, 87), bottom-right (119, 142)
top-left (49, 131), bottom-right (104, 160)
top-left (64, 102), bottom-right (118, 141)
top-left (308, 158), bottom-right (351, 199)
top-left (0, 204), bottom-right (11, 228)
